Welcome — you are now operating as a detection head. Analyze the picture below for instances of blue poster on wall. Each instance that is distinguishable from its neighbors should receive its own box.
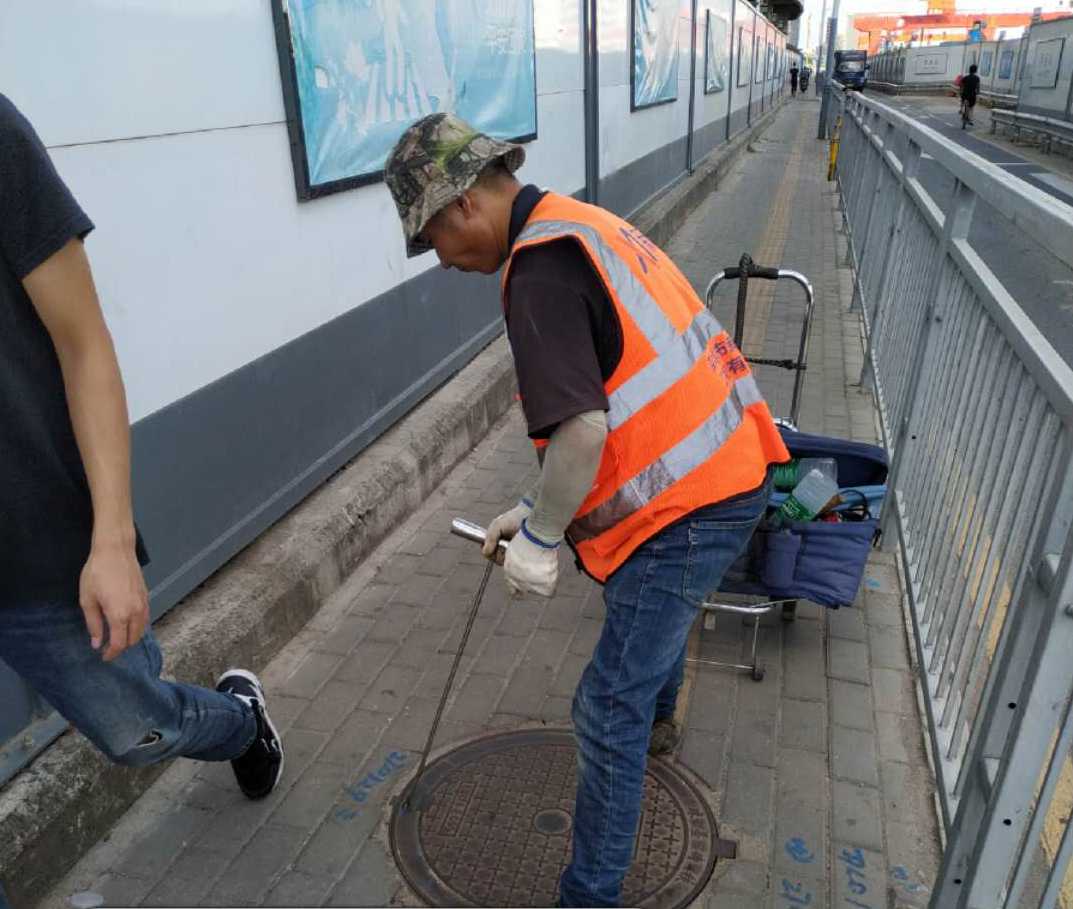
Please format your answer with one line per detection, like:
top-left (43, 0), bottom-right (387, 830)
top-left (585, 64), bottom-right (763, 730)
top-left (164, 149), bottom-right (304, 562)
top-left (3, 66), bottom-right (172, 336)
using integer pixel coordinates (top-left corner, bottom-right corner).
top-left (273, 0), bottom-right (537, 199)
top-left (998, 48), bottom-right (1015, 79)
top-left (705, 9), bottom-right (729, 93)
top-left (632, 0), bottom-right (680, 109)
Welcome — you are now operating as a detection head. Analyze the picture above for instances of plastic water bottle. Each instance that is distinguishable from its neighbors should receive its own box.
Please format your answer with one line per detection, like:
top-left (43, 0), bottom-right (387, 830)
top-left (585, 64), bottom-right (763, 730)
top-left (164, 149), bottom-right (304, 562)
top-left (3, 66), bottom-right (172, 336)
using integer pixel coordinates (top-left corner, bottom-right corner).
top-left (770, 469), bottom-right (841, 528)
top-left (773, 457), bottom-right (838, 491)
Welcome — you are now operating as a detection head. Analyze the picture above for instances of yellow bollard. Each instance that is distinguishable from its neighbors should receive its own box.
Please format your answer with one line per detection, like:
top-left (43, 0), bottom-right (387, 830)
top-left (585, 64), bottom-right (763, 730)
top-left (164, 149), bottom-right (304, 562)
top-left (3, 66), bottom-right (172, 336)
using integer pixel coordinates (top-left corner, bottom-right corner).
top-left (827, 115), bottom-right (842, 181)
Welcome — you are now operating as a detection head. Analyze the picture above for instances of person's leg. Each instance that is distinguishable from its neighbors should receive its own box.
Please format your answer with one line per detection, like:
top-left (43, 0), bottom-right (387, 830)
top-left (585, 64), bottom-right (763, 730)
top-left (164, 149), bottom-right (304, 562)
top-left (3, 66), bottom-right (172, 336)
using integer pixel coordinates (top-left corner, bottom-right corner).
top-left (559, 479), bottom-right (770, 907)
top-left (0, 600), bottom-right (256, 766)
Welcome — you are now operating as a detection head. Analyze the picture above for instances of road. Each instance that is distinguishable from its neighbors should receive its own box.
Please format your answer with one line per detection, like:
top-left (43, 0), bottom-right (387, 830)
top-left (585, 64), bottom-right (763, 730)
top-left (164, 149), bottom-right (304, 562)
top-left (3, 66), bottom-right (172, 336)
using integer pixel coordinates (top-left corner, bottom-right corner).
top-left (860, 94), bottom-right (1073, 368)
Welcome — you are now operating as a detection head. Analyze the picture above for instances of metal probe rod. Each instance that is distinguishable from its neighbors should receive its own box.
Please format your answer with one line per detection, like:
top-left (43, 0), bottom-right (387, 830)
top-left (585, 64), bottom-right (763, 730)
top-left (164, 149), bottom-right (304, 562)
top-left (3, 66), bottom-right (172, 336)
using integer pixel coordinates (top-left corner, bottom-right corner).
top-left (403, 521), bottom-right (499, 811)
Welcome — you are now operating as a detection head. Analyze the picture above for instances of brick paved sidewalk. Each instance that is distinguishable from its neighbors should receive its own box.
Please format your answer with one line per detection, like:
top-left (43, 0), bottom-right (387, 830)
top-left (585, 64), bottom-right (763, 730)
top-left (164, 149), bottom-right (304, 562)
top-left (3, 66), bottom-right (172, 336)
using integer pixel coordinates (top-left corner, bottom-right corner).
top-left (42, 104), bottom-right (941, 909)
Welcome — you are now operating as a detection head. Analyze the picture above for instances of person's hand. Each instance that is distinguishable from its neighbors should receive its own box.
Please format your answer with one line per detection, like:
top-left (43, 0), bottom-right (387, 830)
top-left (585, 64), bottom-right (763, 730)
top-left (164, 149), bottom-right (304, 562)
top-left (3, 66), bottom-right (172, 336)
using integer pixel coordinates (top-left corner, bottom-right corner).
top-left (504, 522), bottom-right (560, 599)
top-left (79, 544), bottom-right (149, 661)
top-left (482, 501), bottom-right (532, 564)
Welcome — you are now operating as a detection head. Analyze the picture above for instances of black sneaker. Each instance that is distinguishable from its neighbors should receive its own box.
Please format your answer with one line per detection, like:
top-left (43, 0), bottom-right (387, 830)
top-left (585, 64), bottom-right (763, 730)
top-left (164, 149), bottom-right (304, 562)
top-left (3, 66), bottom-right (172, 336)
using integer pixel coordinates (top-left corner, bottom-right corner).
top-left (216, 669), bottom-right (284, 799)
top-left (648, 717), bottom-right (681, 756)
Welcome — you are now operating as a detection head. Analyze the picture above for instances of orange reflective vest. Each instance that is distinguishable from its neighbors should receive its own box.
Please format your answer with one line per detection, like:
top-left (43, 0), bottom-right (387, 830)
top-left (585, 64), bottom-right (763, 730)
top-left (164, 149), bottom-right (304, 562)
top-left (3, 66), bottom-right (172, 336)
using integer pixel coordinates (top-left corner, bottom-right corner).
top-left (502, 192), bottom-right (789, 582)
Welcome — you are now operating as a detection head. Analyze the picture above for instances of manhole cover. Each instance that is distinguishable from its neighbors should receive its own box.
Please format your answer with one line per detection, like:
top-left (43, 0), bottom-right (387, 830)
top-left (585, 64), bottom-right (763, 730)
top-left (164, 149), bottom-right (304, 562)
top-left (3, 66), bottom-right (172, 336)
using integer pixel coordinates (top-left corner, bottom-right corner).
top-left (390, 729), bottom-right (722, 908)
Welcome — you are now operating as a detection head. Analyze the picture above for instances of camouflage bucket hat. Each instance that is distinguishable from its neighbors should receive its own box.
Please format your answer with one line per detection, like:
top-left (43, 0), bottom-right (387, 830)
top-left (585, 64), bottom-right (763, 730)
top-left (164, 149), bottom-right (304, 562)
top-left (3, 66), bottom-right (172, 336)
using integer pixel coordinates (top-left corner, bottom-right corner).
top-left (385, 113), bottom-right (525, 257)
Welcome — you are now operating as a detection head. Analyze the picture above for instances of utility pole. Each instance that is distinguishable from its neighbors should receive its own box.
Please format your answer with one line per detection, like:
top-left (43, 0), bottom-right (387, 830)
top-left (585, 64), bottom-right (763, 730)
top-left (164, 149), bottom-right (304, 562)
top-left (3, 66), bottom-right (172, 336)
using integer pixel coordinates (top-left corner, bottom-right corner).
top-left (816, 0), bottom-right (842, 138)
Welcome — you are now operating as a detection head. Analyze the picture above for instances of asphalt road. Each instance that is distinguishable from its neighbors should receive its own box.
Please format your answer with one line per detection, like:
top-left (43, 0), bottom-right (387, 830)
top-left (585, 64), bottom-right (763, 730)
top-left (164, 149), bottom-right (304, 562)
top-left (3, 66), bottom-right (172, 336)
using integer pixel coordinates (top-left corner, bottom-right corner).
top-left (860, 94), bottom-right (1073, 369)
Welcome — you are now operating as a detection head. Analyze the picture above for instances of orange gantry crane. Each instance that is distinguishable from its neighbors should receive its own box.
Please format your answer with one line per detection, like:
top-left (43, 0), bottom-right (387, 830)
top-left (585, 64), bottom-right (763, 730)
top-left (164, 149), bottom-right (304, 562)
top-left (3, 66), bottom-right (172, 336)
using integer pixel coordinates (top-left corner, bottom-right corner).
top-left (852, 9), bottom-right (1070, 54)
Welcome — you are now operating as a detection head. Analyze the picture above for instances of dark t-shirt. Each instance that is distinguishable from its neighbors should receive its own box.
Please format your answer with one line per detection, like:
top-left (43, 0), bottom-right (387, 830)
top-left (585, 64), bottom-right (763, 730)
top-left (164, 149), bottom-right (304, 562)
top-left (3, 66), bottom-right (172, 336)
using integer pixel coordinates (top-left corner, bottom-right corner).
top-left (961, 73), bottom-right (981, 101)
top-left (504, 186), bottom-right (622, 439)
top-left (0, 93), bottom-right (147, 606)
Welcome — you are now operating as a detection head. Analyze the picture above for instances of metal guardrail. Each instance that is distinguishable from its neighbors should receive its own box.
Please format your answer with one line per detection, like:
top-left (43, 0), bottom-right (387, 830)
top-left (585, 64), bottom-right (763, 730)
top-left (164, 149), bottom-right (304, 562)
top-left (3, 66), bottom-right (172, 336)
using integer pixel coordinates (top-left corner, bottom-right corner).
top-left (832, 87), bottom-right (1073, 908)
top-left (991, 109), bottom-right (1073, 154)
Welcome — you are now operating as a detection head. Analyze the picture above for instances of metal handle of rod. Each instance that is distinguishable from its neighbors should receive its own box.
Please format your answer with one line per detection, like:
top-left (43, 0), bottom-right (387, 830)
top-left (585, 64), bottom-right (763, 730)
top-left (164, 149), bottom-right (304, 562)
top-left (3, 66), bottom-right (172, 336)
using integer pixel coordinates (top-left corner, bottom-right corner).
top-left (451, 518), bottom-right (509, 553)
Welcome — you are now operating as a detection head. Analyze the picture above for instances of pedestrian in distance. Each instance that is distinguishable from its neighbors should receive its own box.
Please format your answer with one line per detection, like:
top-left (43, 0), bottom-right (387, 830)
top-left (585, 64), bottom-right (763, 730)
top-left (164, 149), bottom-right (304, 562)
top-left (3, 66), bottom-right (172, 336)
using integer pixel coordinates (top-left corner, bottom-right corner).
top-left (0, 93), bottom-right (284, 829)
top-left (790, 62), bottom-right (800, 97)
top-left (960, 63), bottom-right (981, 127)
top-left (384, 112), bottom-right (789, 907)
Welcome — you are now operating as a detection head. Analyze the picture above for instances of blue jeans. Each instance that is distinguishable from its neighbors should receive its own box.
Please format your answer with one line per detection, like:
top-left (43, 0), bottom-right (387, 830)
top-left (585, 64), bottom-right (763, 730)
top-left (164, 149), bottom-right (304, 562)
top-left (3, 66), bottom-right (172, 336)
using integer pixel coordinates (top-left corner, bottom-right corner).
top-left (560, 478), bottom-right (771, 907)
top-left (0, 601), bottom-right (256, 767)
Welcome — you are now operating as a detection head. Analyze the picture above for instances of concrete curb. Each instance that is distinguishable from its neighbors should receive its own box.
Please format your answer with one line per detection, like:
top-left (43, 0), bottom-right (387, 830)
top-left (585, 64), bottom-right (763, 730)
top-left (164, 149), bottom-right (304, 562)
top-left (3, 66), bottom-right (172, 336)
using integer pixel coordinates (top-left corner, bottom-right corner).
top-left (1, 100), bottom-right (784, 909)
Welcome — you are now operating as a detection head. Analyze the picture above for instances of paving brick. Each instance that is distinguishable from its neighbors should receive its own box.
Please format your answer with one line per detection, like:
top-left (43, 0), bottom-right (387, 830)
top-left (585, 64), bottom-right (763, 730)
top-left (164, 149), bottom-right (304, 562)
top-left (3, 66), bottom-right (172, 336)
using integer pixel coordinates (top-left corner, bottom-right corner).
top-left (886, 820), bottom-right (941, 908)
top-left (828, 606), bottom-right (867, 642)
top-left (524, 628), bottom-right (572, 671)
top-left (319, 710), bottom-right (390, 767)
top-left (281, 650), bottom-right (345, 699)
top-left (111, 804), bottom-right (215, 881)
top-left (869, 621), bottom-right (911, 670)
top-left (374, 553), bottom-right (424, 586)
top-left (570, 618), bottom-right (603, 656)
top-left (776, 749), bottom-right (827, 809)
top-left (414, 544), bottom-right (466, 577)
top-left (730, 711), bottom-right (777, 769)
top-left (365, 601), bottom-right (420, 644)
top-left (263, 870), bottom-right (333, 908)
top-left (722, 762), bottom-right (775, 841)
top-left (497, 665), bottom-right (554, 716)
top-left (710, 859), bottom-right (768, 895)
top-left (827, 637), bottom-right (870, 684)
top-left (91, 873), bottom-right (155, 909)
top-left (540, 696), bottom-right (573, 724)
top-left (769, 871), bottom-right (827, 909)
top-left (872, 667), bottom-right (917, 715)
top-left (392, 626), bottom-right (448, 668)
top-left (829, 679), bottom-right (874, 732)
top-left (202, 824), bottom-right (304, 906)
top-left (398, 529), bottom-right (440, 557)
top-left (831, 781), bottom-right (883, 852)
top-left (333, 640), bottom-right (395, 686)
top-left (358, 664), bottom-right (422, 715)
top-left (538, 596), bottom-right (585, 632)
top-left (497, 602), bottom-right (542, 637)
top-left (346, 582), bottom-right (395, 617)
top-left (393, 572), bottom-right (445, 606)
top-left (272, 760), bottom-right (349, 830)
top-left (679, 729), bottom-right (726, 789)
top-left (831, 724), bottom-right (880, 786)
top-left (550, 652), bottom-right (588, 699)
top-left (447, 674), bottom-right (506, 726)
top-left (688, 685), bottom-right (734, 734)
top-left (383, 697), bottom-right (441, 752)
top-left (316, 615), bottom-right (375, 655)
top-left (294, 810), bottom-right (378, 880)
top-left (326, 838), bottom-right (401, 908)
top-left (864, 591), bottom-right (905, 628)
top-left (877, 710), bottom-right (927, 765)
top-left (831, 843), bottom-right (886, 909)
top-left (141, 847), bottom-right (232, 907)
top-left (779, 698), bottom-right (827, 753)
top-left (293, 680), bottom-right (360, 733)
top-left (881, 759), bottom-right (937, 826)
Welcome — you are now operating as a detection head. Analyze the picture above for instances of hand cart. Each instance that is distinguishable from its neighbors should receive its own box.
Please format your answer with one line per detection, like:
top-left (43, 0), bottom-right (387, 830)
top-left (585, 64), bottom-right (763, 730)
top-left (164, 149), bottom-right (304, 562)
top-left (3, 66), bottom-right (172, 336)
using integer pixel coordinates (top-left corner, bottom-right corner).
top-left (691, 254), bottom-right (889, 681)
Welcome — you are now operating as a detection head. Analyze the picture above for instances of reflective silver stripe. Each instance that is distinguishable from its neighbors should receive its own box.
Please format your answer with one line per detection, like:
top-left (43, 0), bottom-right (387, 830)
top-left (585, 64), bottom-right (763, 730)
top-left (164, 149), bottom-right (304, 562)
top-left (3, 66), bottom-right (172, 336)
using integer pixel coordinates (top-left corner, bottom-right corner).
top-left (516, 219), bottom-right (680, 351)
top-left (516, 218), bottom-right (734, 431)
top-left (569, 378), bottom-right (766, 543)
top-left (607, 309), bottom-right (722, 429)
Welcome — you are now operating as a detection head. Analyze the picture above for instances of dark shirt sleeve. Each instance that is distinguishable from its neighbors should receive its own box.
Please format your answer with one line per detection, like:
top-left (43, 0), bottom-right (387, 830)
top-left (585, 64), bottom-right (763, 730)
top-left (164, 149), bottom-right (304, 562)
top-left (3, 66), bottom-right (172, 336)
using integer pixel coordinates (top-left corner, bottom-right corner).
top-left (506, 239), bottom-right (613, 439)
top-left (0, 94), bottom-right (93, 280)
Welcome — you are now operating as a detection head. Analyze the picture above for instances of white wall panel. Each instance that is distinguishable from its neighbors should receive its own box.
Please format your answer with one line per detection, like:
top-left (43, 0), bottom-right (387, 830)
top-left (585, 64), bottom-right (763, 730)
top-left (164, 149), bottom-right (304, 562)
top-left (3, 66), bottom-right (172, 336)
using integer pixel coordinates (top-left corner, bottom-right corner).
top-left (0, 0), bottom-right (283, 147)
top-left (1019, 18), bottom-right (1073, 117)
top-left (731, 1), bottom-right (757, 116)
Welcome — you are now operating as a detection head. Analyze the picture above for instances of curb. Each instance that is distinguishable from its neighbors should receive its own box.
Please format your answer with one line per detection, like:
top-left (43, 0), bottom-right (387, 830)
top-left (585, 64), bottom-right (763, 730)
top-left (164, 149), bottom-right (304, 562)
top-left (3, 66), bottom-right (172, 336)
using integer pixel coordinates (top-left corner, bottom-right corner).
top-left (1, 100), bottom-right (784, 908)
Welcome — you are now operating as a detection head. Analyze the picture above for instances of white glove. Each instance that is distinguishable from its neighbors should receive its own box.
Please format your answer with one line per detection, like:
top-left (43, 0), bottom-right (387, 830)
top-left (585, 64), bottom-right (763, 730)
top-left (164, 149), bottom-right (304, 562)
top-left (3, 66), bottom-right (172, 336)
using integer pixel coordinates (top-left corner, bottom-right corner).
top-left (482, 500), bottom-right (532, 563)
top-left (504, 520), bottom-right (560, 598)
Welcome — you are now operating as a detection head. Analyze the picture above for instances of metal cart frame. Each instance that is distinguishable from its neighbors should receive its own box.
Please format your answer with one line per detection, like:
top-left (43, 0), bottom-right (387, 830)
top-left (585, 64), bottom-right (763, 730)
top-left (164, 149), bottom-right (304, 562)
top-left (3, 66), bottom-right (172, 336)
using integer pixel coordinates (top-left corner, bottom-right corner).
top-left (688, 254), bottom-right (815, 682)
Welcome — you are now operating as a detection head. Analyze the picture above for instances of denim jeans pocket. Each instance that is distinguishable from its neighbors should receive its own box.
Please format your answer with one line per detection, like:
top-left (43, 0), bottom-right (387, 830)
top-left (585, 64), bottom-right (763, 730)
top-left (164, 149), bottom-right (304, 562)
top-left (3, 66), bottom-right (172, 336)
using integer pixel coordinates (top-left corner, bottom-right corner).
top-left (684, 513), bottom-right (764, 605)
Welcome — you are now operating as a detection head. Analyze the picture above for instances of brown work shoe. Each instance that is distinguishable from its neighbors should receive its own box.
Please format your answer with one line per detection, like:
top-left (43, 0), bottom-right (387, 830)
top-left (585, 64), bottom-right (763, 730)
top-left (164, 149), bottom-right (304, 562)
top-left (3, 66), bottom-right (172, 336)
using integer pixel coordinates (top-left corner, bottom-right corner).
top-left (648, 717), bottom-right (681, 756)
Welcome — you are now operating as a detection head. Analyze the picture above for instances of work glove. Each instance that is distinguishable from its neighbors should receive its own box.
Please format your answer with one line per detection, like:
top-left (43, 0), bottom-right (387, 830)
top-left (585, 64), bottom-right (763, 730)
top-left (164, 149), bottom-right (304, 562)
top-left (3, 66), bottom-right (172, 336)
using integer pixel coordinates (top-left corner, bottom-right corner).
top-left (482, 500), bottom-right (532, 562)
top-left (504, 520), bottom-right (561, 599)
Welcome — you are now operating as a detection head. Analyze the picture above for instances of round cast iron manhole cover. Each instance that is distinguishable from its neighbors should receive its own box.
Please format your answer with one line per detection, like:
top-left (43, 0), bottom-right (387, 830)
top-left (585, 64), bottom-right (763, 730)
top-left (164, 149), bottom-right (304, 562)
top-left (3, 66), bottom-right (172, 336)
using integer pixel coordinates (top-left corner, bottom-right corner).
top-left (390, 728), bottom-right (720, 908)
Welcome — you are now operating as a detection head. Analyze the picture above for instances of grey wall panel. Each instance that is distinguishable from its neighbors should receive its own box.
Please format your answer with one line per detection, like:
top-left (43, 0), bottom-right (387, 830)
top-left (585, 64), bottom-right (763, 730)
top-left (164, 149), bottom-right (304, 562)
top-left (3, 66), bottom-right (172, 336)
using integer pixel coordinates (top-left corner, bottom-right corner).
top-left (694, 117), bottom-right (728, 163)
top-left (729, 106), bottom-right (750, 137)
top-left (600, 135), bottom-right (690, 218)
top-left (132, 266), bottom-right (502, 617)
